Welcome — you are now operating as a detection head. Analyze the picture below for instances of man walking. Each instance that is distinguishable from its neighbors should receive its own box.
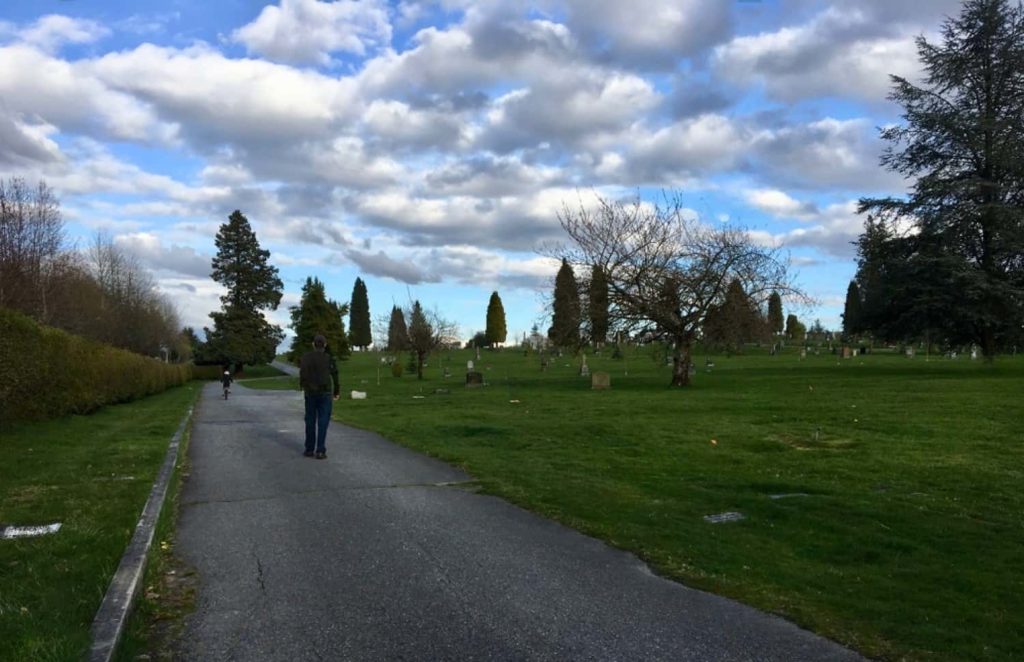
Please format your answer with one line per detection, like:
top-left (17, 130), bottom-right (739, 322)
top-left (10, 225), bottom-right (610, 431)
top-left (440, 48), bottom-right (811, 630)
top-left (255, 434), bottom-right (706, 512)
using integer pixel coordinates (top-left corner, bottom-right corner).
top-left (299, 334), bottom-right (340, 459)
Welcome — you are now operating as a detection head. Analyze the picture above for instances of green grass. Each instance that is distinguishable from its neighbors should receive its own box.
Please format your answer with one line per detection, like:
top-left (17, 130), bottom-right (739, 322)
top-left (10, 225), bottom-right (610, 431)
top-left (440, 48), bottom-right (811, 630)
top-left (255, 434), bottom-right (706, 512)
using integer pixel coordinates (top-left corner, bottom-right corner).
top-left (0, 384), bottom-right (199, 661)
top-left (252, 345), bottom-right (1022, 661)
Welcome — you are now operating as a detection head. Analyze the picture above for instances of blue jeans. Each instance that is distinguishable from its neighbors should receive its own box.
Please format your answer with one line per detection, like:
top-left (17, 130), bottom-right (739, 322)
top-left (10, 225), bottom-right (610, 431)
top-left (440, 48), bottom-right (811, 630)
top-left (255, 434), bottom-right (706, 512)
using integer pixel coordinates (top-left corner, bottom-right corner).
top-left (304, 392), bottom-right (333, 453)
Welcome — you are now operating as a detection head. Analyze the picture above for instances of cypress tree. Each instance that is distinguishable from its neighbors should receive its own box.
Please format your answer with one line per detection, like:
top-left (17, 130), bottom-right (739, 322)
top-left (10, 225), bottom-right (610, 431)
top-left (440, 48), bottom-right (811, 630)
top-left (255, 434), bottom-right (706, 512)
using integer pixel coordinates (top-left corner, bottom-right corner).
top-left (485, 291), bottom-right (507, 347)
top-left (387, 305), bottom-right (409, 351)
top-left (767, 291), bottom-right (784, 335)
top-left (348, 277), bottom-right (372, 350)
top-left (550, 259), bottom-right (580, 349)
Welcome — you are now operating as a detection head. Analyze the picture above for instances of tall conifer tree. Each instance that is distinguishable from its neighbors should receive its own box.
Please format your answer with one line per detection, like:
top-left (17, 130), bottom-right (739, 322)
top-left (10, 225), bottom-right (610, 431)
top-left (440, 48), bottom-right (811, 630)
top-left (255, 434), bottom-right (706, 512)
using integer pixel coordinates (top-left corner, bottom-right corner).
top-left (485, 291), bottom-right (507, 347)
top-left (349, 277), bottom-right (372, 350)
top-left (205, 210), bottom-right (284, 369)
top-left (550, 259), bottom-right (580, 349)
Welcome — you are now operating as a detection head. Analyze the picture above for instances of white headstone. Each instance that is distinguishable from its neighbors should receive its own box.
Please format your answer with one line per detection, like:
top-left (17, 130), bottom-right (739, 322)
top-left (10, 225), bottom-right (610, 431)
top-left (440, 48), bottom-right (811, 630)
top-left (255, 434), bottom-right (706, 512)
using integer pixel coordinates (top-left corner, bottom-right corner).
top-left (467, 360), bottom-right (474, 371)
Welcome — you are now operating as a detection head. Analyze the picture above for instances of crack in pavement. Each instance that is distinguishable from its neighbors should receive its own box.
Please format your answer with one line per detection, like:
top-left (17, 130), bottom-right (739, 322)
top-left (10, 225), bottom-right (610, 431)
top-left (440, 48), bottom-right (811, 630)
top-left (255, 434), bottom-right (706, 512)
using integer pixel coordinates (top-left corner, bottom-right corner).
top-left (255, 553), bottom-right (266, 593)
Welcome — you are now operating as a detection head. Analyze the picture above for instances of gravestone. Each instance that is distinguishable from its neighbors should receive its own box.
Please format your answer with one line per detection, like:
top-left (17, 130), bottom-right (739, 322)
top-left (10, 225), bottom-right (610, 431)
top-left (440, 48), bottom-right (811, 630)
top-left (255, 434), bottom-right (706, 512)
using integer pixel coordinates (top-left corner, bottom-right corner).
top-left (580, 355), bottom-right (589, 377)
top-left (906, 347), bottom-right (914, 358)
top-left (800, 348), bottom-right (807, 359)
top-left (465, 371), bottom-right (484, 387)
top-left (841, 347), bottom-right (852, 359)
top-left (467, 360), bottom-right (474, 371)
top-left (591, 371), bottom-right (610, 390)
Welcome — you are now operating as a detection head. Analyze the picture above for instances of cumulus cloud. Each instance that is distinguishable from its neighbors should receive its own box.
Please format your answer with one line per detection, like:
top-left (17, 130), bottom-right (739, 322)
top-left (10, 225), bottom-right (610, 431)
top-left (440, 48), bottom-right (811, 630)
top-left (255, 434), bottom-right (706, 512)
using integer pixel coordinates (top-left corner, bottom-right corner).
top-left (619, 114), bottom-right (745, 184)
top-left (88, 43), bottom-right (361, 147)
top-left (745, 188), bottom-right (819, 220)
top-left (15, 14), bottom-right (110, 53)
top-left (0, 45), bottom-right (178, 144)
top-left (713, 6), bottom-right (925, 103)
top-left (560, 0), bottom-right (733, 68)
top-left (747, 117), bottom-right (903, 192)
top-left (231, 0), bottom-right (391, 65)
top-left (114, 232), bottom-right (212, 278)
top-left (0, 111), bottom-right (63, 167)
top-left (480, 69), bottom-right (659, 153)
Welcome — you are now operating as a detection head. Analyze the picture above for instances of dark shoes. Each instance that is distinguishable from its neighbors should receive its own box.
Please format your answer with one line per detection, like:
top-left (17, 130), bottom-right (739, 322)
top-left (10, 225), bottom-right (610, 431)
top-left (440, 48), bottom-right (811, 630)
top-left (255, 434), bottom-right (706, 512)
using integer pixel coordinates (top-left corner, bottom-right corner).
top-left (303, 450), bottom-right (315, 458)
top-left (315, 451), bottom-right (327, 460)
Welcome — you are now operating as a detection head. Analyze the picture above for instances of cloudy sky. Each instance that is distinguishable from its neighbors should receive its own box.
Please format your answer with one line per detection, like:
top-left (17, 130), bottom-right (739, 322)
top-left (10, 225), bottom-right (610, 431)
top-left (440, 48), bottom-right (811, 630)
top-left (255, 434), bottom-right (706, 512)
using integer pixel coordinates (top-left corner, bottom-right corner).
top-left (0, 0), bottom-right (962, 345)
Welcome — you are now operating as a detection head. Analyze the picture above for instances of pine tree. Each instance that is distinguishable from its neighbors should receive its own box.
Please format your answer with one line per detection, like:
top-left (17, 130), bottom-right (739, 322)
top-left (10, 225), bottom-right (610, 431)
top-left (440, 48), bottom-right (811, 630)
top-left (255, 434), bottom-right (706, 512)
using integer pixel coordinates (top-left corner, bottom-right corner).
top-left (858, 0), bottom-right (1024, 356)
top-left (288, 277), bottom-right (350, 362)
top-left (348, 277), bottom-right (371, 350)
top-left (550, 259), bottom-right (580, 349)
top-left (206, 210), bottom-right (284, 370)
top-left (842, 281), bottom-right (862, 339)
top-left (485, 291), bottom-right (507, 347)
top-left (767, 291), bottom-right (784, 335)
top-left (387, 305), bottom-right (409, 351)
top-left (589, 264), bottom-right (609, 346)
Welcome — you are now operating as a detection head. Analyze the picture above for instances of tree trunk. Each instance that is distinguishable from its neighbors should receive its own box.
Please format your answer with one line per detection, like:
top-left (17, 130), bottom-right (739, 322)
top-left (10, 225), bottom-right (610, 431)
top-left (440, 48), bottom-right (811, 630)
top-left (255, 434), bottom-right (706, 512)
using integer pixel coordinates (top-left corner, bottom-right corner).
top-left (416, 351), bottom-right (425, 379)
top-left (670, 338), bottom-right (692, 387)
top-left (981, 324), bottom-right (997, 361)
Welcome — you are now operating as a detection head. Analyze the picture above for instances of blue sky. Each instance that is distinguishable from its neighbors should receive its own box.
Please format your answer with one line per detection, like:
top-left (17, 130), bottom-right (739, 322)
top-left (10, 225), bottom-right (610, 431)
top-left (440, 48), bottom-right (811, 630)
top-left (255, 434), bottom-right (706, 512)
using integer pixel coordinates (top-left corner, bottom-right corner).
top-left (0, 0), bottom-right (963, 346)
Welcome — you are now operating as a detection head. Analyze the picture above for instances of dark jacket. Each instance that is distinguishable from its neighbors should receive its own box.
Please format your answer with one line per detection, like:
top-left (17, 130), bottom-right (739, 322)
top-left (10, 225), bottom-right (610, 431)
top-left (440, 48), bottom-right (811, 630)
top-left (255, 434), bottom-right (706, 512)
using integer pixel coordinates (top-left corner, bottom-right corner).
top-left (300, 348), bottom-right (339, 396)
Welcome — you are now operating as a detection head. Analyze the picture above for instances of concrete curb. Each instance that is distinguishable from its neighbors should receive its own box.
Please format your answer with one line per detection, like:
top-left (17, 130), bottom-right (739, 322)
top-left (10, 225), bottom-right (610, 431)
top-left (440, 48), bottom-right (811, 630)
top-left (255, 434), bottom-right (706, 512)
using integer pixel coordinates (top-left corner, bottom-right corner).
top-left (88, 405), bottom-right (194, 662)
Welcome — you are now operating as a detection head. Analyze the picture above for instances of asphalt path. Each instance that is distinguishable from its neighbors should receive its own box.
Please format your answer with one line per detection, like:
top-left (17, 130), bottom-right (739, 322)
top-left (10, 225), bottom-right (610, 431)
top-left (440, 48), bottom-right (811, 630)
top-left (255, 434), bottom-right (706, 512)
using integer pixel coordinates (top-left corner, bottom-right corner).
top-left (173, 379), bottom-right (864, 661)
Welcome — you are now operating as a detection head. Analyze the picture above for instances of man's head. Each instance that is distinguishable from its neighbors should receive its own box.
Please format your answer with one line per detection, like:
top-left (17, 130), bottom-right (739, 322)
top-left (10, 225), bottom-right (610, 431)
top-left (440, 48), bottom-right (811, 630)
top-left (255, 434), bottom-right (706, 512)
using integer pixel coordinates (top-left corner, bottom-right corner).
top-left (313, 334), bottom-right (326, 350)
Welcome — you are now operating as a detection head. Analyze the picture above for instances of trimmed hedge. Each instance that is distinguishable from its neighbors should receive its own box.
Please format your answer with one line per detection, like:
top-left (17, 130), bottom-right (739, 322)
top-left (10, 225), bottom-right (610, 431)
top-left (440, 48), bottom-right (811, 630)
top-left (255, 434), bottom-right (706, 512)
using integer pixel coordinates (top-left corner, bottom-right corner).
top-left (0, 308), bottom-right (191, 426)
top-left (191, 365), bottom-right (227, 381)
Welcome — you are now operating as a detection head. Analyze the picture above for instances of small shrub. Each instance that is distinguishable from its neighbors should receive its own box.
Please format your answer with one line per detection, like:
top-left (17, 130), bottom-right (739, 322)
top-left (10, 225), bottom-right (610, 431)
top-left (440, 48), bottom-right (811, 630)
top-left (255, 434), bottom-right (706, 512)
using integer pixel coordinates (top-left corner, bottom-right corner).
top-left (391, 361), bottom-right (403, 378)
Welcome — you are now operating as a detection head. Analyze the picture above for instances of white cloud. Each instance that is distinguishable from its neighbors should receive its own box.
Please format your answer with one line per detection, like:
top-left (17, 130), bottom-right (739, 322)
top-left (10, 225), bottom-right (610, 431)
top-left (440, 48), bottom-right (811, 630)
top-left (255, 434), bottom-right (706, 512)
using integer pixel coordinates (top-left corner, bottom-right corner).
top-left (713, 6), bottom-right (922, 102)
top-left (0, 45), bottom-right (178, 144)
top-left (744, 188), bottom-right (818, 221)
top-left (16, 14), bottom-right (110, 53)
top-left (560, 0), bottom-right (732, 67)
top-left (231, 0), bottom-right (391, 65)
top-left (88, 43), bottom-right (362, 146)
top-left (622, 114), bottom-right (744, 183)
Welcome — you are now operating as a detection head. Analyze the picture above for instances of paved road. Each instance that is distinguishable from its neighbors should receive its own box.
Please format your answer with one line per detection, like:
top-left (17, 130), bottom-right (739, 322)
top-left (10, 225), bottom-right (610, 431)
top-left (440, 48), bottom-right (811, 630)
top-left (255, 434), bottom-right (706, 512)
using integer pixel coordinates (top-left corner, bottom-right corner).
top-left (174, 381), bottom-right (864, 661)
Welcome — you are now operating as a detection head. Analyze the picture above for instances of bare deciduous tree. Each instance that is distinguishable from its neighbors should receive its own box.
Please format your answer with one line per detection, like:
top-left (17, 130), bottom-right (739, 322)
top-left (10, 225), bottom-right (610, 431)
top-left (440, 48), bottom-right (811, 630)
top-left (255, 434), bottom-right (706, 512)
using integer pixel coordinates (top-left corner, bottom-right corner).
top-left (0, 177), bottom-right (64, 319)
top-left (552, 192), bottom-right (804, 387)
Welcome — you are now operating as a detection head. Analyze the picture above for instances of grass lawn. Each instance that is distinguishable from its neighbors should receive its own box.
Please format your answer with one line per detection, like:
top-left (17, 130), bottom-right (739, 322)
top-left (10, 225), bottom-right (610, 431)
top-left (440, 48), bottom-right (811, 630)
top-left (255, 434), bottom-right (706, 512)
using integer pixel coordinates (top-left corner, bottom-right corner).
top-left (0, 383), bottom-right (199, 661)
top-left (260, 346), bottom-right (1022, 661)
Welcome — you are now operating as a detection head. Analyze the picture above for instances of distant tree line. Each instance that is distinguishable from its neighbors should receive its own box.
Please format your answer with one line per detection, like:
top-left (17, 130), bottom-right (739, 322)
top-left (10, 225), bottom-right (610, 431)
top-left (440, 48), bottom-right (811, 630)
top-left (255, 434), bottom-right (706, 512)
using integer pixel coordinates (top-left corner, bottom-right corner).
top-left (0, 177), bottom-right (188, 359)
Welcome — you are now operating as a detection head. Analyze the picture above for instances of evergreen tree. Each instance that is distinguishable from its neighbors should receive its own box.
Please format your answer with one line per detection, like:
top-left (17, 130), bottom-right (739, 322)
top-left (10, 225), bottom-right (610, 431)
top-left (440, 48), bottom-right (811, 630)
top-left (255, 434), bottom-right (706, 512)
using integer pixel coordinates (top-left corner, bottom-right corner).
top-left (288, 277), bottom-right (350, 362)
top-left (589, 264), bottom-right (609, 346)
top-left (348, 277), bottom-right (372, 350)
top-left (842, 281), bottom-right (863, 339)
top-left (206, 210), bottom-right (284, 370)
top-left (485, 291), bottom-right (507, 347)
top-left (767, 291), bottom-right (784, 335)
top-left (703, 278), bottom-right (767, 352)
top-left (387, 305), bottom-right (409, 351)
top-left (550, 258), bottom-right (581, 349)
top-left (785, 314), bottom-right (806, 341)
top-left (407, 301), bottom-right (432, 379)
top-left (858, 0), bottom-right (1024, 356)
